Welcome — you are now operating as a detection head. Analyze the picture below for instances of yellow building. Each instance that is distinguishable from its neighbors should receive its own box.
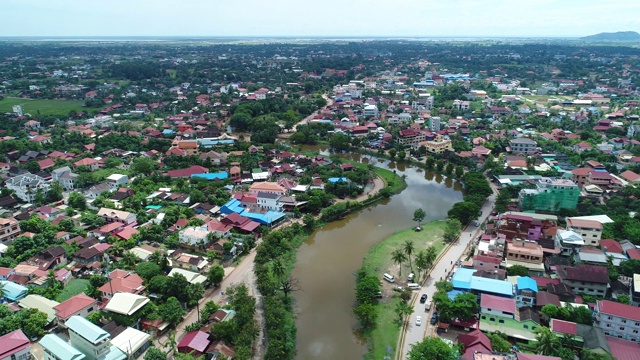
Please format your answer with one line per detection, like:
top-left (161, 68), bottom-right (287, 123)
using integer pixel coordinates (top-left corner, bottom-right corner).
top-left (421, 134), bottom-right (453, 154)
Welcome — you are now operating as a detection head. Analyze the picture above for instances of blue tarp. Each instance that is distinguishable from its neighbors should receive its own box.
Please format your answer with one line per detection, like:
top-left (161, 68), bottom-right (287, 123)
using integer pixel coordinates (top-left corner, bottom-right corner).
top-left (191, 172), bottom-right (228, 181)
top-left (447, 290), bottom-right (464, 300)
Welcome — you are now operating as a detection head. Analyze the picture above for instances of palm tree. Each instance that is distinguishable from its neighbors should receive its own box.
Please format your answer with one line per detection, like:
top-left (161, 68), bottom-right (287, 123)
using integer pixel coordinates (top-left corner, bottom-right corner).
top-left (534, 327), bottom-right (561, 356)
top-left (120, 251), bottom-right (141, 270)
top-left (425, 245), bottom-right (438, 269)
top-left (414, 250), bottom-right (428, 281)
top-left (0, 281), bottom-right (5, 299)
top-left (149, 251), bottom-right (170, 271)
top-left (271, 258), bottom-right (286, 282)
top-left (403, 240), bottom-right (415, 273)
top-left (391, 249), bottom-right (407, 277)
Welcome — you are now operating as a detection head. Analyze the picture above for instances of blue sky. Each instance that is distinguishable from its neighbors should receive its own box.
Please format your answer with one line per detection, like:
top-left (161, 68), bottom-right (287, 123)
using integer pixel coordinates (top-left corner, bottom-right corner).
top-left (2, 0), bottom-right (639, 38)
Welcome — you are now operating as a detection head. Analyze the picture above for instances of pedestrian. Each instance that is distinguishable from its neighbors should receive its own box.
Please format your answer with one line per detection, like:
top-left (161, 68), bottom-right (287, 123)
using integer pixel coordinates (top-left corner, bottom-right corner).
top-left (450, 260), bottom-right (453, 264)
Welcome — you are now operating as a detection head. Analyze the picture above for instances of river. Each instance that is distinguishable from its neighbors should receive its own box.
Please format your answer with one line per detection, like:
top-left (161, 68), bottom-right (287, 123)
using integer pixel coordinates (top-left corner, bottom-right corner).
top-left (292, 150), bottom-right (464, 359)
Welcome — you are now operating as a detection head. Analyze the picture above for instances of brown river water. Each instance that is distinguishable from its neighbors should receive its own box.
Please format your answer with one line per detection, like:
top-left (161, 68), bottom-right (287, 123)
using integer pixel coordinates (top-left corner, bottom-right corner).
top-left (292, 151), bottom-right (463, 359)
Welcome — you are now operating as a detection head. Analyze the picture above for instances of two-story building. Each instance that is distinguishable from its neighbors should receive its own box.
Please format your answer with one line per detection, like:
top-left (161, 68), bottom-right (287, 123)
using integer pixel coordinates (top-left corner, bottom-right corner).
top-left (256, 192), bottom-right (283, 211)
top-left (0, 218), bottom-right (21, 244)
top-left (96, 208), bottom-right (136, 226)
top-left (595, 300), bottom-right (640, 343)
top-left (0, 329), bottom-right (31, 360)
top-left (98, 270), bottom-right (145, 302)
top-left (421, 134), bottom-right (453, 154)
top-left (51, 166), bottom-right (79, 191)
top-left (505, 239), bottom-right (544, 274)
top-left (40, 334), bottom-right (86, 360)
top-left (178, 226), bottom-right (210, 247)
top-left (555, 230), bottom-right (585, 256)
top-left (248, 182), bottom-right (286, 196)
top-left (53, 294), bottom-right (98, 327)
top-left (479, 294), bottom-right (540, 341)
top-left (73, 158), bottom-right (100, 172)
top-left (556, 264), bottom-right (609, 297)
top-left (65, 316), bottom-right (125, 360)
top-left (566, 217), bottom-right (602, 247)
top-left (106, 174), bottom-right (129, 191)
top-left (515, 276), bottom-right (538, 308)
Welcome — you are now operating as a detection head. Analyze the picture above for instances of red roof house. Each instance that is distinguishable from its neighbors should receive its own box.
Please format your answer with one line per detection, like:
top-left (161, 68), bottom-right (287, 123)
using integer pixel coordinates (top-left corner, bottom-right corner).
top-left (457, 329), bottom-right (492, 360)
top-left (53, 293), bottom-right (98, 324)
top-left (0, 329), bottom-right (30, 359)
top-left (177, 331), bottom-right (211, 356)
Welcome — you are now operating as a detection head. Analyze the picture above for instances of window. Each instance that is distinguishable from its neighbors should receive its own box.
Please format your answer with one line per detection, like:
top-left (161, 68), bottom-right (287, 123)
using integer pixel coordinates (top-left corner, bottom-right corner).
top-left (490, 318), bottom-right (495, 322)
top-left (87, 307), bottom-right (94, 312)
top-left (499, 319), bottom-right (505, 324)
top-left (608, 316), bottom-right (613, 320)
top-left (620, 327), bottom-right (625, 331)
top-left (622, 320), bottom-right (627, 324)
top-left (606, 324), bottom-right (611, 327)
top-left (523, 325), bottom-right (529, 329)
top-left (481, 316), bottom-right (486, 320)
top-left (633, 330), bottom-right (639, 334)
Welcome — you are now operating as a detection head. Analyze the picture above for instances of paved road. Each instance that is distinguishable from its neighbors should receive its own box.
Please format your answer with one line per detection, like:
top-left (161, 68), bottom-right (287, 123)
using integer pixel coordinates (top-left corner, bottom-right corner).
top-left (400, 186), bottom-right (497, 359)
top-left (155, 244), bottom-right (265, 359)
top-left (291, 94), bottom-right (333, 132)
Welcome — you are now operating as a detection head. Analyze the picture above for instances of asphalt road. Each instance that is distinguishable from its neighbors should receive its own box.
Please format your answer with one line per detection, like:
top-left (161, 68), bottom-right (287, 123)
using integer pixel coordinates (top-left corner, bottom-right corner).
top-left (400, 186), bottom-right (497, 359)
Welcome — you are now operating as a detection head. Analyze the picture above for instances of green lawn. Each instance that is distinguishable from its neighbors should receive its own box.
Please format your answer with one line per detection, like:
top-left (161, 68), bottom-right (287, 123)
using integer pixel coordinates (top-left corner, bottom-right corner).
top-left (361, 221), bottom-right (446, 360)
top-left (0, 97), bottom-right (100, 117)
top-left (91, 168), bottom-right (133, 182)
top-left (56, 278), bottom-right (90, 302)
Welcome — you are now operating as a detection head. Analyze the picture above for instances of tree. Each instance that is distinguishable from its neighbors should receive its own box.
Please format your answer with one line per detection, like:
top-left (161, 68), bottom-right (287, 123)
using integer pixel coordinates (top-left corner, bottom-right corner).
top-left (328, 133), bottom-right (351, 151)
top-left (279, 276), bottom-right (301, 299)
top-left (447, 201), bottom-right (481, 225)
top-left (455, 165), bottom-right (464, 178)
top-left (389, 148), bottom-right (397, 159)
top-left (207, 266), bottom-right (225, 287)
top-left (403, 240), bottom-right (415, 273)
top-left (144, 347), bottom-right (168, 360)
top-left (534, 327), bottom-right (561, 356)
top-left (354, 303), bottom-right (378, 329)
top-left (355, 273), bottom-right (381, 304)
top-left (131, 157), bottom-right (158, 175)
top-left (488, 332), bottom-right (512, 352)
top-left (394, 301), bottom-right (413, 324)
top-left (414, 250), bottom-right (428, 281)
top-left (507, 265), bottom-right (529, 277)
top-left (413, 208), bottom-right (426, 226)
top-left (120, 251), bottom-right (141, 270)
top-left (616, 294), bottom-right (631, 305)
top-left (159, 297), bottom-right (186, 327)
top-left (391, 248), bottom-right (407, 277)
top-left (443, 218), bottom-right (462, 243)
top-left (445, 162), bottom-right (454, 174)
top-left (619, 259), bottom-right (640, 277)
top-left (425, 156), bottom-right (435, 169)
top-left (302, 213), bottom-right (315, 230)
top-left (449, 292), bottom-right (479, 321)
top-left (407, 337), bottom-right (456, 360)
top-left (135, 262), bottom-right (162, 283)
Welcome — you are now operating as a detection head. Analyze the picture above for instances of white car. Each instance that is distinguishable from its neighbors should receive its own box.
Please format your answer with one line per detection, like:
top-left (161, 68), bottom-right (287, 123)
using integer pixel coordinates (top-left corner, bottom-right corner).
top-left (415, 316), bottom-right (422, 326)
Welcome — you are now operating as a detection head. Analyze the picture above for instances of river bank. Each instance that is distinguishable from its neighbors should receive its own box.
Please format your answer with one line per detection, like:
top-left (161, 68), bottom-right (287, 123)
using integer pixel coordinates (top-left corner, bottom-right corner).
top-left (359, 221), bottom-right (447, 360)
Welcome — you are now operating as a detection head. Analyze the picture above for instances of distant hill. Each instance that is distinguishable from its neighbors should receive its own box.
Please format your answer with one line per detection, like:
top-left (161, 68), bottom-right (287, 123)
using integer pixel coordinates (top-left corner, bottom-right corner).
top-left (580, 31), bottom-right (640, 41)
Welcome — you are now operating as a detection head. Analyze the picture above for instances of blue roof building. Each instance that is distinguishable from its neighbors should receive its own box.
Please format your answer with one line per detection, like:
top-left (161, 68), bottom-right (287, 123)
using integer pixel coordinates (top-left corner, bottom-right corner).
top-left (162, 129), bottom-right (175, 136)
top-left (517, 277), bottom-right (538, 293)
top-left (447, 290), bottom-right (464, 300)
top-left (191, 172), bottom-right (228, 181)
top-left (516, 276), bottom-right (538, 308)
top-left (39, 334), bottom-right (86, 360)
top-left (470, 277), bottom-right (514, 298)
top-left (220, 199), bottom-right (286, 226)
top-left (327, 177), bottom-right (348, 183)
top-left (197, 138), bottom-right (235, 148)
top-left (65, 315), bottom-right (125, 360)
top-left (451, 268), bottom-right (475, 290)
top-left (0, 280), bottom-right (28, 301)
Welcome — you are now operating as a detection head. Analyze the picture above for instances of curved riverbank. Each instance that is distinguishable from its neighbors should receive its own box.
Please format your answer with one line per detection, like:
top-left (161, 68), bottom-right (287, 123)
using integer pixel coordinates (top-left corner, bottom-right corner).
top-left (359, 221), bottom-right (447, 360)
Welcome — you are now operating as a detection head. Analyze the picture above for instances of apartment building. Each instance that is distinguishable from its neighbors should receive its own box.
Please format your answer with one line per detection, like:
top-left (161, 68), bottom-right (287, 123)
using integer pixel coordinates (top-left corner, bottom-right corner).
top-left (595, 300), bottom-right (640, 343)
top-left (509, 138), bottom-right (538, 155)
top-left (556, 264), bottom-right (609, 296)
top-left (5, 173), bottom-right (51, 202)
top-left (566, 217), bottom-right (602, 247)
top-left (0, 218), bottom-right (21, 244)
top-left (518, 178), bottom-right (579, 212)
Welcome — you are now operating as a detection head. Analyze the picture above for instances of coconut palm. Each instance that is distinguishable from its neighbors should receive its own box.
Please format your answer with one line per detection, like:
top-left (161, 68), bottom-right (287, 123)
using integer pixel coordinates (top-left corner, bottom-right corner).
top-left (425, 245), bottom-right (438, 269)
top-left (120, 251), bottom-right (141, 270)
top-left (391, 249), bottom-right (408, 277)
top-left (149, 251), bottom-right (170, 271)
top-left (534, 326), bottom-right (561, 356)
top-left (271, 258), bottom-right (286, 282)
top-left (414, 250), bottom-right (428, 281)
top-left (403, 240), bottom-right (415, 273)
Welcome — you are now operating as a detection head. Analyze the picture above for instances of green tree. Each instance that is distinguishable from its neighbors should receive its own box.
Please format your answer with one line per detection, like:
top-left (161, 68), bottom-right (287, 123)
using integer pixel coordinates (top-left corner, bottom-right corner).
top-left (135, 262), bottom-right (162, 283)
top-left (447, 201), bottom-right (481, 224)
top-left (413, 208), bottom-right (426, 226)
top-left (425, 156), bottom-right (435, 169)
top-left (302, 213), bottom-right (315, 230)
top-left (144, 347), bottom-right (168, 360)
top-left (455, 165), bottom-right (464, 178)
top-left (391, 249), bottom-right (408, 277)
top-left (443, 218), bottom-right (462, 243)
top-left (328, 133), bottom-right (351, 151)
top-left (159, 296), bottom-right (186, 327)
top-left (488, 332), bottom-right (512, 352)
top-left (507, 265), bottom-right (529, 277)
top-left (616, 294), bottom-right (631, 305)
top-left (131, 157), bottom-right (158, 175)
top-left (445, 162), bottom-right (454, 174)
top-left (449, 292), bottom-right (479, 320)
top-left (407, 337), bottom-right (456, 360)
top-left (534, 327), bottom-right (561, 356)
top-left (394, 301), bottom-right (413, 324)
top-left (355, 273), bottom-right (381, 304)
top-left (354, 303), bottom-right (378, 329)
top-left (389, 148), bottom-right (397, 159)
top-left (403, 240), bottom-right (415, 274)
top-left (119, 251), bottom-right (141, 270)
top-left (207, 266), bottom-right (225, 287)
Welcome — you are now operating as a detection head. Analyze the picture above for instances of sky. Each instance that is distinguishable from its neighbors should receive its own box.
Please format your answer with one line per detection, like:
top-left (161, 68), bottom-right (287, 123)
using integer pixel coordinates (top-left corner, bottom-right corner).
top-left (2, 0), bottom-right (639, 38)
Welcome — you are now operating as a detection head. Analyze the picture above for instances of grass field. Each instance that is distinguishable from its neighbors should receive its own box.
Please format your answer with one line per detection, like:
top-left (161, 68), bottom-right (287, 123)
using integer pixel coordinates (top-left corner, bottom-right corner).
top-left (0, 97), bottom-right (100, 117)
top-left (361, 221), bottom-right (446, 360)
top-left (56, 278), bottom-right (90, 302)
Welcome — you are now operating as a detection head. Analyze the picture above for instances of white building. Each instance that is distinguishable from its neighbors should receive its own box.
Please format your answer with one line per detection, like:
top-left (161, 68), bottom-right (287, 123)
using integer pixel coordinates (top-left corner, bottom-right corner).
top-left (178, 226), bottom-right (210, 246)
top-left (595, 300), bottom-right (640, 343)
top-left (428, 116), bottom-right (441, 132)
top-left (5, 173), bottom-right (51, 202)
top-left (554, 230), bottom-right (585, 256)
top-left (256, 192), bottom-right (283, 211)
top-left (363, 104), bottom-right (379, 118)
top-left (566, 217), bottom-right (603, 247)
top-left (106, 174), bottom-right (129, 191)
top-left (65, 316), bottom-right (125, 360)
top-left (51, 166), bottom-right (79, 191)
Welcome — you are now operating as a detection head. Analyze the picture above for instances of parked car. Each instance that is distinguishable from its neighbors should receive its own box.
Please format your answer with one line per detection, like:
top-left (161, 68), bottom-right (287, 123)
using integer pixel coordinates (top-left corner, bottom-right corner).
top-left (430, 312), bottom-right (438, 325)
top-left (415, 316), bottom-right (422, 326)
top-left (420, 294), bottom-right (428, 303)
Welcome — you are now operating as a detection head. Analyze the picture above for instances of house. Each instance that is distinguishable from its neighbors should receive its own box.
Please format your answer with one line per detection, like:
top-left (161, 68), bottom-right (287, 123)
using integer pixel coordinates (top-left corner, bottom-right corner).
top-left (165, 165), bottom-right (209, 179)
top-left (248, 182), bottom-right (286, 196)
top-left (110, 327), bottom-right (151, 360)
top-left (178, 226), bottom-right (210, 247)
top-left (505, 239), bottom-right (544, 273)
top-left (0, 218), bottom-right (21, 244)
top-left (97, 208), bottom-right (137, 225)
top-left (73, 247), bottom-right (102, 265)
top-left (98, 270), bottom-right (145, 302)
top-left (207, 340), bottom-right (235, 360)
top-left (167, 268), bottom-right (207, 284)
top-left (51, 166), bottom-right (79, 190)
top-left (0, 280), bottom-right (28, 301)
top-left (104, 293), bottom-right (150, 318)
top-left (5, 173), bottom-right (51, 202)
top-left (398, 129), bottom-right (426, 149)
top-left (595, 300), bottom-right (640, 343)
top-left (199, 150), bottom-right (227, 165)
top-left (554, 230), bottom-right (585, 256)
top-left (457, 329), bottom-right (493, 360)
top-left (256, 192), bottom-right (283, 211)
top-left (620, 170), bottom-right (640, 184)
top-left (421, 134), bottom-right (453, 154)
top-left (85, 183), bottom-right (112, 199)
top-left (515, 276), bottom-right (538, 308)
top-left (169, 140), bottom-right (199, 156)
top-left (18, 294), bottom-right (60, 325)
top-left (73, 158), bottom-right (99, 171)
top-left (65, 315), bottom-right (126, 360)
top-left (573, 247), bottom-right (608, 266)
top-left (518, 178), bottom-right (580, 212)
top-left (177, 331), bottom-right (211, 356)
top-left (480, 293), bottom-right (516, 319)
top-left (54, 294), bottom-right (98, 327)
top-left (509, 138), bottom-right (538, 155)
top-left (0, 329), bottom-right (30, 360)
top-left (479, 298), bottom-right (540, 341)
top-left (106, 174), bottom-right (128, 190)
top-left (566, 217), bottom-right (602, 247)
top-left (556, 264), bottom-right (609, 296)
top-left (39, 334), bottom-right (86, 360)
top-left (573, 141), bottom-right (592, 153)
top-left (90, 222), bottom-right (125, 239)
top-left (169, 249), bottom-right (209, 272)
